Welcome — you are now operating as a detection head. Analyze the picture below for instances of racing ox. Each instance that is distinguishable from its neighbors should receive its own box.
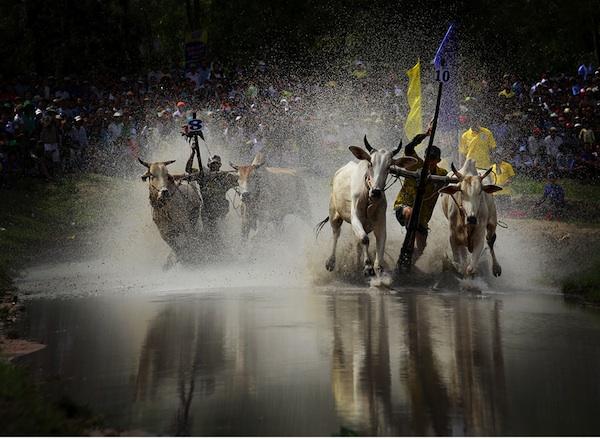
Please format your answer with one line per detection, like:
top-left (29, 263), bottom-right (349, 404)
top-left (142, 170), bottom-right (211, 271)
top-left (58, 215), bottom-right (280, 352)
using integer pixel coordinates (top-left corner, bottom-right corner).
top-left (439, 159), bottom-right (503, 277)
top-left (139, 158), bottom-right (203, 269)
top-left (316, 136), bottom-right (417, 276)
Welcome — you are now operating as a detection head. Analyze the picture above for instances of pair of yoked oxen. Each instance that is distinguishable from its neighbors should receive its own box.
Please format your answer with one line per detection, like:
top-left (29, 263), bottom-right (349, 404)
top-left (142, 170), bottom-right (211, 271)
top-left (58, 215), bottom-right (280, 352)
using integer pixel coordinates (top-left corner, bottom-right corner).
top-left (140, 137), bottom-right (502, 277)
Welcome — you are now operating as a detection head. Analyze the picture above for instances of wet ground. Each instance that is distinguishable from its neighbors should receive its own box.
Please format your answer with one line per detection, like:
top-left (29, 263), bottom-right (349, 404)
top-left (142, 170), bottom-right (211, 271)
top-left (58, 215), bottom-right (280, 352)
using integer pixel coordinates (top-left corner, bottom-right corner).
top-left (14, 280), bottom-right (600, 436)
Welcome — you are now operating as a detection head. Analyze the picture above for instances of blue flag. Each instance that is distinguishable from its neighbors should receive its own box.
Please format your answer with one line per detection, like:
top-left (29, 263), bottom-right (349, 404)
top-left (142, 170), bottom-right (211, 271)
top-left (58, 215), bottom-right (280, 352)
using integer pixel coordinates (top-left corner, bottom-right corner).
top-left (432, 24), bottom-right (458, 132)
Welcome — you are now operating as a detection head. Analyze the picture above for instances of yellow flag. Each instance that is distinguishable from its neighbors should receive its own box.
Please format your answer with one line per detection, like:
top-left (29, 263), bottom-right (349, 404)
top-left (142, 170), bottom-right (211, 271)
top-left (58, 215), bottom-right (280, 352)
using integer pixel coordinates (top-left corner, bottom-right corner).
top-left (404, 61), bottom-right (422, 141)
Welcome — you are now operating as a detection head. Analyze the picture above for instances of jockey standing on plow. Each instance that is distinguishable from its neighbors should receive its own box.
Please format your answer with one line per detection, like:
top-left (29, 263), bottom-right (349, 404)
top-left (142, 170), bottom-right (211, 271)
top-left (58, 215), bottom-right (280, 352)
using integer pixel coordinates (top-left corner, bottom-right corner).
top-left (394, 123), bottom-right (448, 265)
top-left (181, 116), bottom-right (238, 247)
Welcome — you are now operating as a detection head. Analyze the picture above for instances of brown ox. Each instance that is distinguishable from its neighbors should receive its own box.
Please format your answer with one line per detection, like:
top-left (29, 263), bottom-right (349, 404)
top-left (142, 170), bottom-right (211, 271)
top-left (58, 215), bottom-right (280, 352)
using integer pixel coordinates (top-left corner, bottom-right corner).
top-left (139, 158), bottom-right (203, 269)
top-left (440, 159), bottom-right (503, 277)
top-left (229, 154), bottom-right (311, 241)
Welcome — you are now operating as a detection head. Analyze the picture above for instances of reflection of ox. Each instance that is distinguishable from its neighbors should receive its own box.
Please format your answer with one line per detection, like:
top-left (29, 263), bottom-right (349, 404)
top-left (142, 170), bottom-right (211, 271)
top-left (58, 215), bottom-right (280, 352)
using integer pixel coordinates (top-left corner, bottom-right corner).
top-left (229, 154), bottom-right (311, 241)
top-left (139, 158), bottom-right (203, 269)
top-left (440, 159), bottom-right (503, 277)
top-left (316, 137), bottom-right (416, 276)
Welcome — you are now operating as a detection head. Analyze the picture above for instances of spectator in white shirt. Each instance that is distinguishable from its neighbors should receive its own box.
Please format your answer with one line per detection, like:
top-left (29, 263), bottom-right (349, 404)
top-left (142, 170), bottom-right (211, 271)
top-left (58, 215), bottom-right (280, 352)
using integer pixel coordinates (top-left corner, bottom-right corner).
top-left (544, 127), bottom-right (563, 160)
top-left (527, 127), bottom-right (544, 165)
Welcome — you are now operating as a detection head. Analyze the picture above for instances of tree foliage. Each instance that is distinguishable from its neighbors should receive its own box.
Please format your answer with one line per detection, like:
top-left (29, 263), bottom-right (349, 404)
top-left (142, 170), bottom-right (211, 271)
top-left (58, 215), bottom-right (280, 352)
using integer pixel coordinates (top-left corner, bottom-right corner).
top-left (0, 0), bottom-right (598, 78)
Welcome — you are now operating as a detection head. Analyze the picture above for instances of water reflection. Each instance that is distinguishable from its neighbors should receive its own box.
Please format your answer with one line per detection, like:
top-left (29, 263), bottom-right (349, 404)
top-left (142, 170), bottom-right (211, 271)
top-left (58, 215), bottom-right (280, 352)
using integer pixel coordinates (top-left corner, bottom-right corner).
top-left (329, 293), bottom-right (508, 435)
top-left (134, 302), bottom-right (227, 435)
top-left (17, 289), bottom-right (600, 436)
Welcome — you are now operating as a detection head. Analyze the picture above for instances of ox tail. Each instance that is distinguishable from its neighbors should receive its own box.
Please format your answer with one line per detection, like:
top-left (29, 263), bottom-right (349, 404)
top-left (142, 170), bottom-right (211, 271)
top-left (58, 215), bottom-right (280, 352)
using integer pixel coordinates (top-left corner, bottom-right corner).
top-left (314, 216), bottom-right (330, 239)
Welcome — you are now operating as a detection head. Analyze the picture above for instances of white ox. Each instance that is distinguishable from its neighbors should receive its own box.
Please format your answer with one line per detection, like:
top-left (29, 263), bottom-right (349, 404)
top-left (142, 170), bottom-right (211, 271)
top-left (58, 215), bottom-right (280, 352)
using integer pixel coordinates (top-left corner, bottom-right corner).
top-left (316, 137), bottom-right (416, 276)
top-left (440, 159), bottom-right (503, 277)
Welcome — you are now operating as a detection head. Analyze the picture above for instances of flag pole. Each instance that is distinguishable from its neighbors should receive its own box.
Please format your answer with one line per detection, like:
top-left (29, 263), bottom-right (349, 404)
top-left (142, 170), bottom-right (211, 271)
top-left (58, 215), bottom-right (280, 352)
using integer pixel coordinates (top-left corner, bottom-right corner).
top-left (397, 80), bottom-right (443, 272)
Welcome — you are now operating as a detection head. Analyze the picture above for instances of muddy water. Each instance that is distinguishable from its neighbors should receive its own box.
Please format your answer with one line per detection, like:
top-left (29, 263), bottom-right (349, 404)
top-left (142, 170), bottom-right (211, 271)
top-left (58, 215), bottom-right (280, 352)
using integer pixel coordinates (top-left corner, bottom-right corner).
top-left (14, 284), bottom-right (600, 436)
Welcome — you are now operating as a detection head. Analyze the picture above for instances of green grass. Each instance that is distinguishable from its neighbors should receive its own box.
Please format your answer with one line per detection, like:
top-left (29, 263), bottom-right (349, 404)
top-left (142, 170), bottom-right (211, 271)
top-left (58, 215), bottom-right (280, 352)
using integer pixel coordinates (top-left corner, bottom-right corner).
top-left (509, 176), bottom-right (600, 224)
top-left (562, 256), bottom-right (600, 305)
top-left (0, 174), bottom-right (122, 292)
top-left (0, 175), bottom-right (120, 434)
top-left (512, 176), bottom-right (600, 201)
top-left (0, 361), bottom-right (99, 435)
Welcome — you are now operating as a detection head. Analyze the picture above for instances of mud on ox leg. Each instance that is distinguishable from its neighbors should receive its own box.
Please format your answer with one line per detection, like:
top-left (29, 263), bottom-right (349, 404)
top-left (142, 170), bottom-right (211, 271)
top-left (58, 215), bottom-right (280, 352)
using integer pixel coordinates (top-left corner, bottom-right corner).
top-left (350, 209), bottom-right (375, 277)
top-left (325, 213), bottom-right (343, 272)
top-left (486, 228), bottom-right (502, 277)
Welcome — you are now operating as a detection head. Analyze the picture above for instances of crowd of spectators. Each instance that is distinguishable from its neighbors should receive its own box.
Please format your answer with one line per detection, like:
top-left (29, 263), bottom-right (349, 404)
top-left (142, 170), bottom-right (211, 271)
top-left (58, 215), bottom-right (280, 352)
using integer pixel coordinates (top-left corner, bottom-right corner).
top-left (462, 66), bottom-right (600, 181)
top-left (1, 59), bottom-right (599, 187)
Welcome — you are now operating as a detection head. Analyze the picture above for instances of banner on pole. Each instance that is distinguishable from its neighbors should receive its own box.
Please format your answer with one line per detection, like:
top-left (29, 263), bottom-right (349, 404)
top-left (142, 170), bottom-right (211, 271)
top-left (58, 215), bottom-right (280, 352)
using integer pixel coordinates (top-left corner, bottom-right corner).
top-left (404, 61), bottom-right (423, 141)
top-left (432, 24), bottom-right (458, 132)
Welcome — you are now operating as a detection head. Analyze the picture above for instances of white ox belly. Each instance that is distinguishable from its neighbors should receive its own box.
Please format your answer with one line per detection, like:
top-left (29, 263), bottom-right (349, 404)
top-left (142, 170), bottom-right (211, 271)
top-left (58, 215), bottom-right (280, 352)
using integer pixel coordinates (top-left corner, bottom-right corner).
top-left (331, 162), bottom-right (357, 224)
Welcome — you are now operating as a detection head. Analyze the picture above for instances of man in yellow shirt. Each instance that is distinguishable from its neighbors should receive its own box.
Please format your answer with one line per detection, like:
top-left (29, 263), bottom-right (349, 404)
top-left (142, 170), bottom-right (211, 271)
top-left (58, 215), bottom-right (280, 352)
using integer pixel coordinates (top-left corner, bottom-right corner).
top-left (459, 119), bottom-right (497, 169)
top-left (491, 156), bottom-right (516, 212)
top-left (394, 129), bottom-right (448, 263)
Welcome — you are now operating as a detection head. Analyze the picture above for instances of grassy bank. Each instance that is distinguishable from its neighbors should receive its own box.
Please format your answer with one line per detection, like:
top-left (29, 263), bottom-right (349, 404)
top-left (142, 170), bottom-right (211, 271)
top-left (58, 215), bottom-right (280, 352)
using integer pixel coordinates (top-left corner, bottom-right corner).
top-left (510, 176), bottom-right (600, 224)
top-left (0, 174), bottom-right (122, 292)
top-left (562, 256), bottom-right (600, 305)
top-left (0, 174), bottom-right (122, 435)
top-left (0, 361), bottom-right (100, 435)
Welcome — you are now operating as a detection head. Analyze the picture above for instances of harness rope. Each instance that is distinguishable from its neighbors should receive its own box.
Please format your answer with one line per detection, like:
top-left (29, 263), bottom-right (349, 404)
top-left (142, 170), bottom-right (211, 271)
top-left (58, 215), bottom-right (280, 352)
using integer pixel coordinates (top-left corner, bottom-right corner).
top-left (446, 177), bottom-right (509, 231)
top-left (227, 188), bottom-right (243, 217)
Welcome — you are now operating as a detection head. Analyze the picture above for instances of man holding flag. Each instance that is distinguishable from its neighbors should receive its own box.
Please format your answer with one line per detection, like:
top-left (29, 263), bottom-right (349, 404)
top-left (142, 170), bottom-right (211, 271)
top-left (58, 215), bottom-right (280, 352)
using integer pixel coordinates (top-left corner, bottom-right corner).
top-left (394, 121), bottom-right (448, 264)
top-left (396, 24), bottom-right (457, 271)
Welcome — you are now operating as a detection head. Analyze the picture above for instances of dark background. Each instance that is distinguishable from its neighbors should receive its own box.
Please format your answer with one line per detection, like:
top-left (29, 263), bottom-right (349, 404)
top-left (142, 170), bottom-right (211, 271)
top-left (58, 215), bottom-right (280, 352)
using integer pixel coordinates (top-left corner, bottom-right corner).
top-left (1, 0), bottom-right (599, 78)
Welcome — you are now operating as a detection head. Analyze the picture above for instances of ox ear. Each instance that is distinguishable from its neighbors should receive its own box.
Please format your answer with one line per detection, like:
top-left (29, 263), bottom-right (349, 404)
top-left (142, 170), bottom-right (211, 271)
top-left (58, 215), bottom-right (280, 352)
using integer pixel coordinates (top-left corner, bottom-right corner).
top-left (163, 160), bottom-right (176, 166)
top-left (252, 161), bottom-right (264, 169)
top-left (138, 157), bottom-right (150, 168)
top-left (483, 184), bottom-right (503, 194)
top-left (140, 171), bottom-right (150, 182)
top-left (349, 146), bottom-right (371, 162)
top-left (229, 162), bottom-right (239, 171)
top-left (439, 185), bottom-right (461, 195)
top-left (393, 156), bottom-right (418, 170)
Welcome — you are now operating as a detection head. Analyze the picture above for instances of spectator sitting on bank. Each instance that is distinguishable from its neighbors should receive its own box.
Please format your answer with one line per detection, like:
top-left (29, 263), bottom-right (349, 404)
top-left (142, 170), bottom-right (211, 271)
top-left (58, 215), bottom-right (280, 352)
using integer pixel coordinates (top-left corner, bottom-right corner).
top-left (535, 172), bottom-right (566, 220)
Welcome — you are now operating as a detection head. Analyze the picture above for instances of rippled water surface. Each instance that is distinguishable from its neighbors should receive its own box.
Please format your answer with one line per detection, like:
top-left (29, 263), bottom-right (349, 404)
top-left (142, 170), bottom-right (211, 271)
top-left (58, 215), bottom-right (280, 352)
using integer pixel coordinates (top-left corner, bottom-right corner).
top-left (17, 287), bottom-right (600, 436)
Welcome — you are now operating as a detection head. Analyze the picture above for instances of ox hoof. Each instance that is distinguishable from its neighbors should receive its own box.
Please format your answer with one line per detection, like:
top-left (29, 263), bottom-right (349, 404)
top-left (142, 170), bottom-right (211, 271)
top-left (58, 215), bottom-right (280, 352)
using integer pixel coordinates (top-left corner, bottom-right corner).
top-left (493, 264), bottom-right (502, 277)
top-left (465, 265), bottom-right (476, 278)
top-left (363, 266), bottom-right (375, 277)
top-left (325, 257), bottom-right (336, 272)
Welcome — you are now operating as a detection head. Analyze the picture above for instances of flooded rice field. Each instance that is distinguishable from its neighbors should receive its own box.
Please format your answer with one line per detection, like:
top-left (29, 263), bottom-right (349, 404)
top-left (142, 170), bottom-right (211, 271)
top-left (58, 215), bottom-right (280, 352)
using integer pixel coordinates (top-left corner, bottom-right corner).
top-left (10, 164), bottom-right (600, 436)
top-left (14, 278), bottom-right (600, 436)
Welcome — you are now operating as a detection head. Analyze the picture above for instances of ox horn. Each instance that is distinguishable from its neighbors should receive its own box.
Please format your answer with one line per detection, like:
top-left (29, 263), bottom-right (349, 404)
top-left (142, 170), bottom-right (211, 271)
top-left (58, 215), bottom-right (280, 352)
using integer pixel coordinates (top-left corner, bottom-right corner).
top-left (363, 135), bottom-right (375, 153)
top-left (163, 160), bottom-right (176, 166)
top-left (480, 167), bottom-right (493, 180)
top-left (392, 140), bottom-right (403, 156)
top-left (229, 162), bottom-right (239, 171)
top-left (451, 163), bottom-right (463, 180)
top-left (138, 157), bottom-right (150, 168)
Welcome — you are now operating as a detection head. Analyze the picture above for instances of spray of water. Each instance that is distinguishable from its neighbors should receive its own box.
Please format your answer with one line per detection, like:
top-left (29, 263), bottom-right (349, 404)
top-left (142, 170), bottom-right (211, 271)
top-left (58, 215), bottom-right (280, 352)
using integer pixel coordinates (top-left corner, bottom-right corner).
top-left (17, 35), bottom-right (576, 297)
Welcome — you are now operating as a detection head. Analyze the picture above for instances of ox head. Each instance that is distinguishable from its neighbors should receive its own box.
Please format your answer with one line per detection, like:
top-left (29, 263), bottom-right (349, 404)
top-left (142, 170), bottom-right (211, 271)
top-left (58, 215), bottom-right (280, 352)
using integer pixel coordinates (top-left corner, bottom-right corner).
top-left (439, 161), bottom-right (502, 225)
top-left (229, 160), bottom-right (264, 203)
top-left (139, 158), bottom-right (177, 202)
top-left (349, 135), bottom-right (417, 199)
